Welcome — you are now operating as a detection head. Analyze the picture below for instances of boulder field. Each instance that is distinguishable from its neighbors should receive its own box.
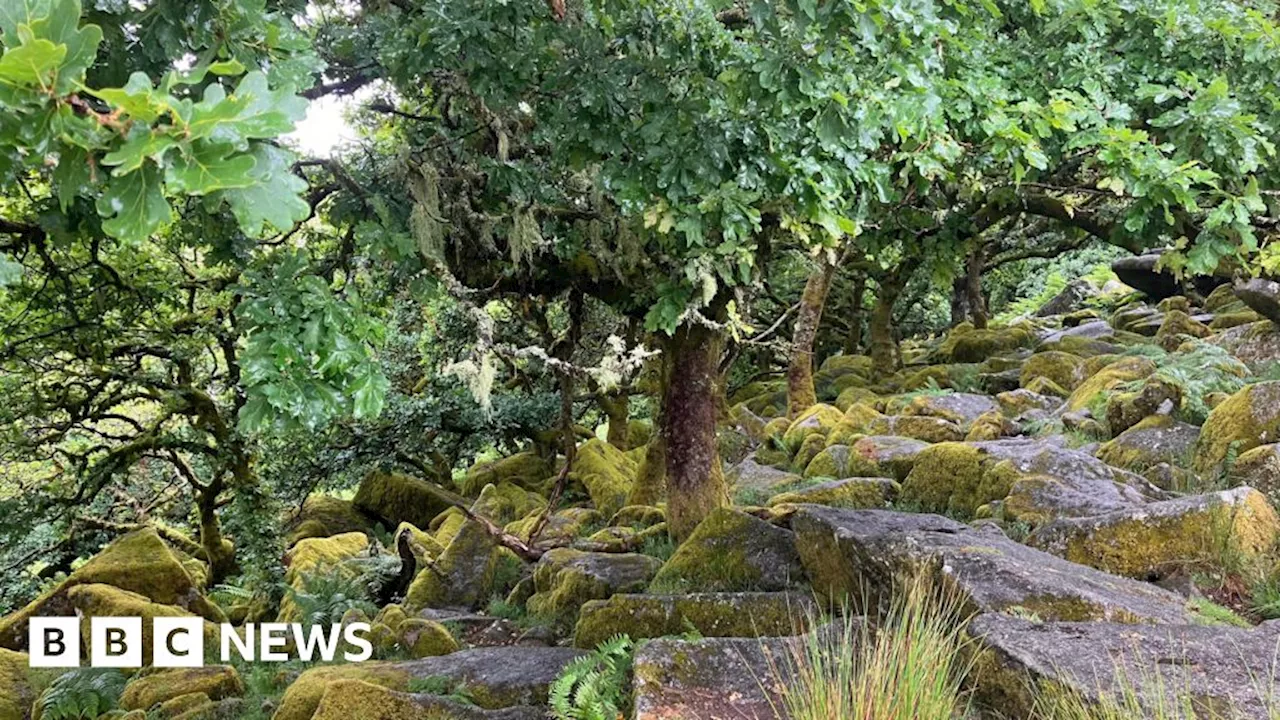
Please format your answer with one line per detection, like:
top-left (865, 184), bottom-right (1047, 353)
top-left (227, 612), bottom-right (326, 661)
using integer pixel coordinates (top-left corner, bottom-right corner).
top-left (9, 284), bottom-right (1280, 719)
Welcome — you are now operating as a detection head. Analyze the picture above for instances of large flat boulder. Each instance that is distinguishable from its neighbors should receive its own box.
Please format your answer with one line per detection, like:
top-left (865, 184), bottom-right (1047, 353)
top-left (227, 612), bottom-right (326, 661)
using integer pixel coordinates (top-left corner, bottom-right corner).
top-left (1027, 487), bottom-right (1280, 580)
top-left (574, 591), bottom-right (814, 649)
top-left (649, 509), bottom-right (804, 593)
top-left (633, 633), bottom-right (812, 720)
top-left (968, 614), bottom-right (1280, 718)
top-left (791, 507), bottom-right (1203, 624)
top-left (274, 646), bottom-right (586, 720)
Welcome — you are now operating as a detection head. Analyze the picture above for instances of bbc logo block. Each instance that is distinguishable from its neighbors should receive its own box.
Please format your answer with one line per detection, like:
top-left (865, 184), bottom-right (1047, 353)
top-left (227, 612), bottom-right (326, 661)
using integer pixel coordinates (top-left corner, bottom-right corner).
top-left (28, 617), bottom-right (372, 667)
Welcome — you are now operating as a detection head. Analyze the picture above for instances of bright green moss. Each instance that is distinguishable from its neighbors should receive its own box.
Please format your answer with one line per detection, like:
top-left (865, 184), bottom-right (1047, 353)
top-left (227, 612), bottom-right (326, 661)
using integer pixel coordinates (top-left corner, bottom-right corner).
top-left (1064, 356), bottom-right (1157, 412)
top-left (1194, 383), bottom-right (1280, 475)
top-left (120, 667), bottom-right (243, 711)
top-left (782, 404), bottom-right (844, 451)
top-left (1020, 351), bottom-right (1086, 391)
top-left (398, 619), bottom-right (459, 658)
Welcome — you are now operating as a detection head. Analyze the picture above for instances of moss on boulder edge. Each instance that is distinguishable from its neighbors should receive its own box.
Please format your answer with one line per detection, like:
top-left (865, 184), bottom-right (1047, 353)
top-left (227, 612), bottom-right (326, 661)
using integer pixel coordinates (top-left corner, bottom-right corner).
top-left (1027, 487), bottom-right (1280, 579)
top-left (791, 506), bottom-right (1199, 624)
top-left (649, 509), bottom-right (804, 593)
top-left (120, 666), bottom-right (244, 711)
top-left (525, 548), bottom-right (661, 628)
top-left (573, 591), bottom-right (814, 649)
top-left (1193, 381), bottom-right (1280, 475)
top-left (353, 470), bottom-right (452, 529)
top-left (0, 529), bottom-right (218, 651)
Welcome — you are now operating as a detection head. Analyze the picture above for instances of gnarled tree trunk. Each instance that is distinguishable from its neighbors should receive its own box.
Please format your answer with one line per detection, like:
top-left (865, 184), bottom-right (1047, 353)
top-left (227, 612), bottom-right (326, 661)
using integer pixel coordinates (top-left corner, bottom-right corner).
top-left (599, 392), bottom-right (630, 450)
top-left (661, 322), bottom-right (728, 541)
top-left (966, 246), bottom-right (988, 329)
top-left (868, 275), bottom-right (903, 374)
top-left (786, 262), bottom-right (836, 418)
top-left (843, 274), bottom-right (866, 354)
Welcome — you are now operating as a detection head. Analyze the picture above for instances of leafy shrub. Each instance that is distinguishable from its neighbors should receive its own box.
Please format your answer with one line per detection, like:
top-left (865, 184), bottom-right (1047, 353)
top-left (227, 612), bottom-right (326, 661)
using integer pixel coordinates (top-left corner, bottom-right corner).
top-left (285, 566), bottom-right (378, 627)
top-left (549, 634), bottom-right (633, 720)
top-left (36, 668), bottom-right (127, 720)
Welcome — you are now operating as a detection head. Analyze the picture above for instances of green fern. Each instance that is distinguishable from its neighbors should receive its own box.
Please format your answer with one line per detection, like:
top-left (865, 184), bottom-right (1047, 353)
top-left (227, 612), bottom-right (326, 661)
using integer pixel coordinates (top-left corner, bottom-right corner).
top-left (549, 634), bottom-right (633, 720)
top-left (36, 668), bottom-right (127, 720)
top-left (283, 565), bottom-right (378, 628)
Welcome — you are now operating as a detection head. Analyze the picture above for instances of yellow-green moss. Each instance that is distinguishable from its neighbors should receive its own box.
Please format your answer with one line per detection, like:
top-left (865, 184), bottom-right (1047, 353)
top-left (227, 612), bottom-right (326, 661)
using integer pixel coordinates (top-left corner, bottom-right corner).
top-left (0, 529), bottom-right (215, 650)
top-left (0, 649), bottom-right (47, 720)
top-left (867, 415), bottom-right (965, 443)
top-left (470, 481), bottom-right (546, 526)
top-left (308, 680), bottom-right (460, 720)
top-left (572, 593), bottom-right (810, 649)
top-left (782, 404), bottom-right (844, 451)
top-left (1155, 309), bottom-right (1211, 350)
top-left (938, 323), bottom-right (1036, 363)
top-left (397, 618), bottom-right (459, 658)
top-left (274, 666), bottom-right (412, 720)
top-left (610, 505), bottom-right (665, 528)
top-left (1020, 351), bottom-right (1086, 391)
top-left (1024, 376), bottom-right (1068, 398)
top-left (278, 532), bottom-right (369, 622)
top-left (900, 443), bottom-right (984, 516)
top-left (460, 452), bottom-right (554, 496)
top-left (1205, 283), bottom-right (1245, 313)
top-left (834, 386), bottom-right (879, 412)
top-left (648, 509), bottom-right (796, 593)
top-left (826, 420), bottom-right (867, 448)
top-left (768, 478), bottom-right (897, 509)
top-left (431, 508), bottom-right (467, 548)
top-left (526, 548), bottom-right (660, 628)
top-left (965, 410), bottom-right (1007, 441)
top-left (286, 495), bottom-right (374, 546)
top-left (1210, 310), bottom-right (1264, 330)
top-left (405, 519), bottom-right (500, 610)
top-left (570, 438), bottom-right (638, 518)
top-left (353, 470), bottom-right (452, 530)
top-left (1194, 382), bottom-right (1280, 474)
top-left (792, 433), bottom-right (828, 474)
top-left (121, 667), bottom-right (243, 711)
top-left (803, 445), bottom-right (848, 479)
top-left (67, 585), bottom-right (219, 663)
top-left (374, 604), bottom-right (409, 632)
top-left (154, 692), bottom-right (213, 719)
top-left (1064, 356), bottom-right (1157, 412)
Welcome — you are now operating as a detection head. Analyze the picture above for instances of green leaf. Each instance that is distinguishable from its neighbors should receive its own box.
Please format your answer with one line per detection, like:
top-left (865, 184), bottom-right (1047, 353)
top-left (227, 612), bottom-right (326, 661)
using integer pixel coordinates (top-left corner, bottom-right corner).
top-left (0, 0), bottom-right (51, 46)
top-left (165, 141), bottom-right (258, 194)
top-left (52, 145), bottom-right (89, 209)
top-left (32, 0), bottom-right (101, 92)
top-left (0, 35), bottom-right (65, 87)
top-left (195, 71), bottom-right (306, 145)
top-left (100, 130), bottom-right (177, 175)
top-left (95, 163), bottom-right (172, 243)
top-left (220, 144), bottom-right (309, 236)
top-left (209, 58), bottom-right (245, 76)
top-left (93, 72), bottom-right (175, 124)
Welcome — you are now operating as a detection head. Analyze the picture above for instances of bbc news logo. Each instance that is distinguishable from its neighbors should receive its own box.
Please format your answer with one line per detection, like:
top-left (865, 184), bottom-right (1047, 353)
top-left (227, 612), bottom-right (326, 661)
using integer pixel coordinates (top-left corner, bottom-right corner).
top-left (29, 618), bottom-right (373, 667)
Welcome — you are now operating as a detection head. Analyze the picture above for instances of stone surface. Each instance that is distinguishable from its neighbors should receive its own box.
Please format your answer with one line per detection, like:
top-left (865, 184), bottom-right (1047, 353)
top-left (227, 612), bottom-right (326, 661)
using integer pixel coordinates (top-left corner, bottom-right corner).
top-left (649, 509), bottom-right (804, 592)
top-left (1212, 320), bottom-right (1280, 370)
top-left (1194, 382), bottom-right (1280, 474)
top-left (310, 680), bottom-right (545, 720)
top-left (842, 435), bottom-right (930, 480)
top-left (792, 506), bottom-right (1201, 624)
top-left (275, 646), bottom-right (586, 720)
top-left (633, 633), bottom-right (813, 720)
top-left (768, 477), bottom-right (897, 509)
top-left (121, 666), bottom-right (244, 711)
top-left (1095, 415), bottom-right (1199, 473)
top-left (574, 591), bottom-right (814, 649)
top-left (968, 614), bottom-right (1280, 719)
top-left (1027, 487), bottom-right (1280, 580)
top-left (1235, 278), bottom-right (1280, 325)
top-left (526, 548), bottom-right (662, 626)
top-left (1111, 254), bottom-right (1180, 299)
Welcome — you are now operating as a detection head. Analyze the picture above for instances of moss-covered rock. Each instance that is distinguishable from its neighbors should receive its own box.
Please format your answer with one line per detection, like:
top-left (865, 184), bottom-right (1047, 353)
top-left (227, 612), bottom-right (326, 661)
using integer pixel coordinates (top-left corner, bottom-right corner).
top-left (1193, 382), bottom-right (1280, 475)
top-left (286, 496), bottom-right (376, 546)
top-left (121, 667), bottom-right (243, 711)
top-left (1028, 487), bottom-right (1280, 580)
top-left (470, 482), bottom-right (546, 527)
top-left (843, 435), bottom-right (930, 480)
top-left (1020, 351), bottom-right (1086, 392)
top-left (938, 323), bottom-right (1036, 363)
top-left (834, 386), bottom-right (879, 411)
top-left (899, 442), bottom-right (994, 517)
top-left (1211, 320), bottom-right (1280, 370)
top-left (996, 389), bottom-right (1060, 416)
top-left (405, 520), bottom-right (500, 610)
top-left (1095, 415), bottom-right (1199, 473)
top-left (792, 506), bottom-right (1199, 624)
top-left (781, 404), bottom-right (843, 451)
top-left (568, 439), bottom-right (638, 517)
top-left (0, 529), bottom-right (218, 651)
top-left (965, 410), bottom-right (1010, 441)
top-left (649, 509), bottom-right (803, 593)
top-left (790, 433), bottom-right (827, 474)
top-left (396, 618), bottom-right (459, 658)
top-left (431, 508), bottom-right (467, 548)
top-left (824, 420), bottom-right (867, 448)
top-left (1103, 377), bottom-right (1182, 435)
top-left (353, 470), bottom-right (452, 530)
top-left (802, 444), bottom-right (855, 479)
top-left (866, 415), bottom-right (964, 443)
top-left (1155, 309), bottom-right (1211, 350)
top-left (768, 477), bottom-right (897, 509)
top-left (1063, 356), bottom-right (1157, 413)
top-left (67, 585), bottom-right (219, 662)
top-left (1210, 310), bottom-right (1264, 330)
top-left (525, 548), bottom-right (662, 628)
top-left (0, 649), bottom-right (46, 720)
top-left (278, 532), bottom-right (369, 622)
top-left (459, 453), bottom-right (555, 497)
top-left (896, 393), bottom-right (1000, 429)
top-left (1024, 375), bottom-right (1068, 398)
top-left (573, 591), bottom-right (814, 649)
top-left (1231, 444), bottom-right (1280, 506)
top-left (1205, 283), bottom-right (1245, 314)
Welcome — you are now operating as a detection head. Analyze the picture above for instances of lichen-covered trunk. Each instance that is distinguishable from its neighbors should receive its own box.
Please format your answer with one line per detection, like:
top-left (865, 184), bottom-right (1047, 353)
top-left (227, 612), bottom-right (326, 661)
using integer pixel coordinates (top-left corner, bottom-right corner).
top-left (787, 263), bottom-right (836, 418)
top-left (197, 488), bottom-right (235, 584)
top-left (868, 279), bottom-right (902, 374)
top-left (843, 274), bottom-right (866, 354)
top-left (967, 247), bottom-right (988, 329)
top-left (599, 393), bottom-right (630, 450)
top-left (950, 276), bottom-right (969, 327)
top-left (661, 323), bottom-right (727, 541)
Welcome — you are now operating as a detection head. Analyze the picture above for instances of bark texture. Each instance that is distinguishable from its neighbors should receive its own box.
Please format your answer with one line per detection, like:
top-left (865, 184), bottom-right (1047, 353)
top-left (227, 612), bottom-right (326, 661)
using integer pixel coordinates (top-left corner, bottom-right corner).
top-left (786, 262), bottom-right (836, 418)
top-left (661, 323), bottom-right (728, 541)
top-left (868, 277), bottom-right (903, 374)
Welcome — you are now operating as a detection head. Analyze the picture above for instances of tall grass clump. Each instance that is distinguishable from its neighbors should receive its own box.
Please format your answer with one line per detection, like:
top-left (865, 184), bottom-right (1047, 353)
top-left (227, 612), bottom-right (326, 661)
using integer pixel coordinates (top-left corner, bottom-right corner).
top-left (768, 573), bottom-right (974, 720)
